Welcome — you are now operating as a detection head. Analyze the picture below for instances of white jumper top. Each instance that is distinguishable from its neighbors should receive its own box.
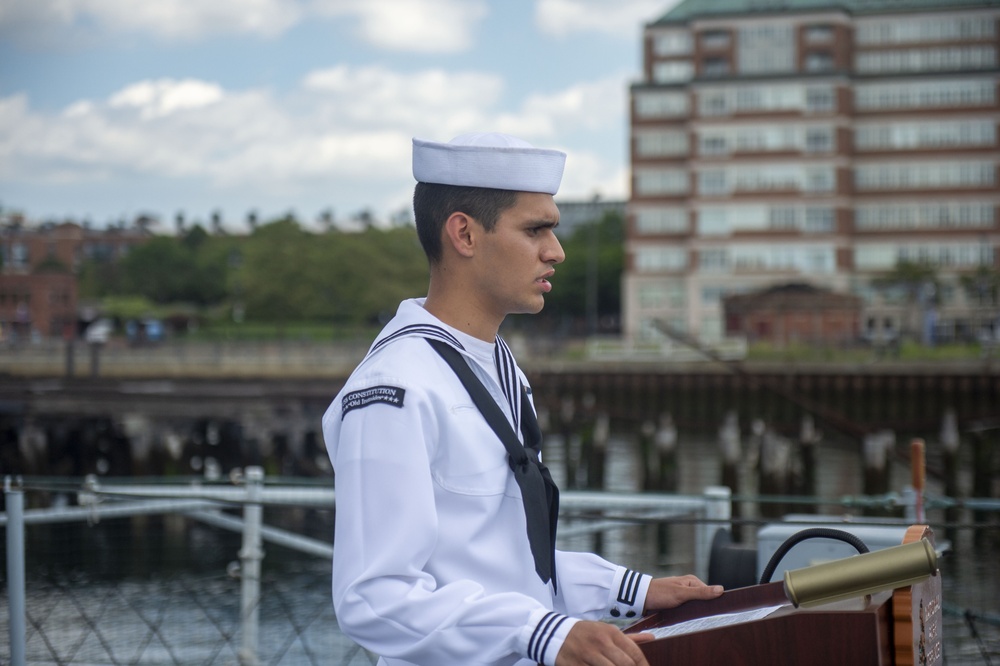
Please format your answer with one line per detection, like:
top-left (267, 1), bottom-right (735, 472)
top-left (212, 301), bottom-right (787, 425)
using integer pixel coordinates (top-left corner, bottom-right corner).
top-left (322, 298), bottom-right (650, 665)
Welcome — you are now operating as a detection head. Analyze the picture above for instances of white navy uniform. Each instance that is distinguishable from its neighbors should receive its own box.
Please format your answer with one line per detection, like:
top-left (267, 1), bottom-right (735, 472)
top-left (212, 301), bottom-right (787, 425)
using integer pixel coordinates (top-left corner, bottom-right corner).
top-left (323, 298), bottom-right (651, 666)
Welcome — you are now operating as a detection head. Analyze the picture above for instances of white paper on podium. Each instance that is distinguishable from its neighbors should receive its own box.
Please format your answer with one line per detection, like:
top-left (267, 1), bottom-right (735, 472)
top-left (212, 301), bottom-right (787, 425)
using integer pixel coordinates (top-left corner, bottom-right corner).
top-left (642, 604), bottom-right (789, 640)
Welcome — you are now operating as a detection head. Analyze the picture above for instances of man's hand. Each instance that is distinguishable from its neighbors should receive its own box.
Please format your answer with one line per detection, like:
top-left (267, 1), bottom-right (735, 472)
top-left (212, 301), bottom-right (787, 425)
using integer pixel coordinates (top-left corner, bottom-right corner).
top-left (644, 575), bottom-right (723, 612)
top-left (555, 621), bottom-right (654, 666)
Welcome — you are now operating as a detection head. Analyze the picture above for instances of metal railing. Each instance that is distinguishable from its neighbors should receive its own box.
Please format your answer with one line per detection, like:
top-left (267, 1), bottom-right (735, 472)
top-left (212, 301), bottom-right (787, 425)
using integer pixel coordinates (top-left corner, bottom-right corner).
top-left (2, 471), bottom-right (732, 666)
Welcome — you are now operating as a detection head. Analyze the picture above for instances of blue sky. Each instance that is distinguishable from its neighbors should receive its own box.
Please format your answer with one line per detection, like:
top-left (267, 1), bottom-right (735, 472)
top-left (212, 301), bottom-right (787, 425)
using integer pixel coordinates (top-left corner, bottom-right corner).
top-left (0, 0), bottom-right (677, 232)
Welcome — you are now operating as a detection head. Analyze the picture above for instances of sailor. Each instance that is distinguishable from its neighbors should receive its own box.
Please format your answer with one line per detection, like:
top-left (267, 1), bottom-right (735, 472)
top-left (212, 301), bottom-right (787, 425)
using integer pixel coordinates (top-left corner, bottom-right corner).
top-left (322, 132), bottom-right (722, 666)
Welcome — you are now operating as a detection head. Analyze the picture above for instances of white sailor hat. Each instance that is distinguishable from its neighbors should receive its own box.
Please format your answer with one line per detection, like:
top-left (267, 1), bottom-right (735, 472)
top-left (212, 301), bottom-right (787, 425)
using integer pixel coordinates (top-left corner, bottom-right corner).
top-left (412, 132), bottom-right (566, 195)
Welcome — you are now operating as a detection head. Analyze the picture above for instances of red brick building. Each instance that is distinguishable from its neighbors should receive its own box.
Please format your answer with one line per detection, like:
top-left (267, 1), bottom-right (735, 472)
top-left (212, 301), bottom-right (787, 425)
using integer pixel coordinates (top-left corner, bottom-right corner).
top-left (723, 282), bottom-right (861, 345)
top-left (0, 219), bottom-right (152, 339)
top-left (0, 272), bottom-right (77, 340)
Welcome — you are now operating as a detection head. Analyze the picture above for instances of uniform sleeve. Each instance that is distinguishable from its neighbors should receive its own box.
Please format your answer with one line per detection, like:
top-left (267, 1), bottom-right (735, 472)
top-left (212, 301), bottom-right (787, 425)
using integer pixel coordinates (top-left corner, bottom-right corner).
top-left (324, 374), bottom-right (580, 665)
top-left (553, 551), bottom-right (652, 621)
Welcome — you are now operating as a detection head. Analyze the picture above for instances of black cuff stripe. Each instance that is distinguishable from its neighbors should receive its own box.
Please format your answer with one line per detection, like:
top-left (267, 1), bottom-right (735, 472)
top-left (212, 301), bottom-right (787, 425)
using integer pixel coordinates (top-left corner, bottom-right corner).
top-left (538, 614), bottom-right (568, 664)
top-left (528, 612), bottom-right (564, 663)
top-left (617, 569), bottom-right (643, 606)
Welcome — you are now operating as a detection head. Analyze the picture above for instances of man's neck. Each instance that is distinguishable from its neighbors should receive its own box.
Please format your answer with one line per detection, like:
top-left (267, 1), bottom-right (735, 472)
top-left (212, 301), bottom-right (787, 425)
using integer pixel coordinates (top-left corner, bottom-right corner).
top-left (422, 285), bottom-right (501, 343)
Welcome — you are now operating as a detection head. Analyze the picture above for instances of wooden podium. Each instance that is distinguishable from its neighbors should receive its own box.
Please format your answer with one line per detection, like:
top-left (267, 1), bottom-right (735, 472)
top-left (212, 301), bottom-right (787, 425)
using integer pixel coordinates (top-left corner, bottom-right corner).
top-left (625, 525), bottom-right (942, 666)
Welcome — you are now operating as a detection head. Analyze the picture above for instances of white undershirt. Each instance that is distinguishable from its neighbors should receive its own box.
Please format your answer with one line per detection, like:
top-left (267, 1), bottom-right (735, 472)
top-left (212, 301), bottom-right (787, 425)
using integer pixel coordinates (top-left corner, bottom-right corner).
top-left (439, 322), bottom-right (502, 389)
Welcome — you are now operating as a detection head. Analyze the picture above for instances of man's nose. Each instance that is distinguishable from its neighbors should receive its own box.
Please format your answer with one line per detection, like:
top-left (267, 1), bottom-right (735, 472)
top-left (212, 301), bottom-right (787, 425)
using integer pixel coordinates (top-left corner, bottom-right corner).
top-left (545, 234), bottom-right (565, 265)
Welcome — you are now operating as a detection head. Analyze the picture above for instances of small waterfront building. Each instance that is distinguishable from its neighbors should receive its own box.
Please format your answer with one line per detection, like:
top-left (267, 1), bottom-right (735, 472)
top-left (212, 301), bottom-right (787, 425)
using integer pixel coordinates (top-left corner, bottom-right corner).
top-left (723, 282), bottom-right (861, 346)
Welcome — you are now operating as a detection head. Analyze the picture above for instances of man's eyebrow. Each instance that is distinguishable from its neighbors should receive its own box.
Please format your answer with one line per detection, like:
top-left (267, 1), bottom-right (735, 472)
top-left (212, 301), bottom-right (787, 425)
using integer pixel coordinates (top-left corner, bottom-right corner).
top-left (528, 218), bottom-right (560, 228)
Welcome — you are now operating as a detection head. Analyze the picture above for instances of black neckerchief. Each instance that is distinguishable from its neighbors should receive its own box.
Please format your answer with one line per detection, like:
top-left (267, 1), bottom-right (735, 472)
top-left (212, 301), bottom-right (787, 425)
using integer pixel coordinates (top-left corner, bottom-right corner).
top-left (426, 338), bottom-right (560, 592)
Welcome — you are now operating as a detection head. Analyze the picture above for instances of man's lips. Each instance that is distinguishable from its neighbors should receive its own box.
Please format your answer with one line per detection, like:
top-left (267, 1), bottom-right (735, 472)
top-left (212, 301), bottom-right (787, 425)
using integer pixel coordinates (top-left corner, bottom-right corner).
top-left (537, 271), bottom-right (555, 293)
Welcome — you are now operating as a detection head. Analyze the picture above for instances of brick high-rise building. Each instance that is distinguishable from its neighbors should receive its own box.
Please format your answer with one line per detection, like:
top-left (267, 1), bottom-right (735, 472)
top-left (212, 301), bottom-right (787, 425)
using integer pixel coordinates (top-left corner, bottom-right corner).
top-left (626, 0), bottom-right (1000, 346)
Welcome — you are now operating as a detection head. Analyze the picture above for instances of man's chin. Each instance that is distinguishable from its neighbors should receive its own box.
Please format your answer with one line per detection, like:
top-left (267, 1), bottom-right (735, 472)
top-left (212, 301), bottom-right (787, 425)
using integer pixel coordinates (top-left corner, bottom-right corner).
top-left (511, 299), bottom-right (546, 316)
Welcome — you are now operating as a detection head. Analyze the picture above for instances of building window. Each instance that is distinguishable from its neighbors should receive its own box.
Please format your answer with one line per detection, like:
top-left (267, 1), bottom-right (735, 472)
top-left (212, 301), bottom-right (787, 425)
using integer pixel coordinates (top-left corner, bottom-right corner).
top-left (856, 47), bottom-right (997, 74)
top-left (804, 127), bottom-right (834, 152)
top-left (805, 86), bottom-right (835, 112)
top-left (730, 244), bottom-right (836, 273)
top-left (638, 281), bottom-right (686, 310)
top-left (804, 207), bottom-right (835, 233)
top-left (699, 249), bottom-right (730, 272)
top-left (635, 246), bottom-right (689, 272)
top-left (855, 161), bottom-right (995, 190)
top-left (699, 134), bottom-right (728, 156)
top-left (856, 202), bottom-right (994, 230)
top-left (654, 31), bottom-right (693, 56)
top-left (698, 209), bottom-right (730, 236)
top-left (653, 60), bottom-right (694, 83)
top-left (856, 16), bottom-right (996, 45)
top-left (698, 170), bottom-right (727, 195)
top-left (11, 243), bottom-right (29, 268)
top-left (734, 164), bottom-right (816, 192)
top-left (770, 207), bottom-right (798, 230)
top-left (699, 90), bottom-right (729, 116)
top-left (634, 91), bottom-right (689, 118)
top-left (739, 23), bottom-right (796, 73)
top-left (856, 242), bottom-right (994, 269)
top-left (765, 206), bottom-right (835, 232)
top-left (804, 166), bottom-right (835, 192)
top-left (855, 120), bottom-right (996, 150)
top-left (703, 57), bottom-right (730, 76)
top-left (635, 208), bottom-right (688, 234)
top-left (635, 130), bottom-right (689, 157)
top-left (700, 30), bottom-right (731, 50)
top-left (855, 79), bottom-right (995, 110)
top-left (805, 52), bottom-right (834, 72)
top-left (638, 283), bottom-right (668, 308)
top-left (805, 25), bottom-right (834, 43)
top-left (635, 168), bottom-right (689, 195)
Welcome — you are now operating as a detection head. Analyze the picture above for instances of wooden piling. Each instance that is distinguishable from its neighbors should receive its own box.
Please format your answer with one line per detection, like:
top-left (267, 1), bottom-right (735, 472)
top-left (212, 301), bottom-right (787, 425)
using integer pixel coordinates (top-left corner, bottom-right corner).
top-left (910, 438), bottom-right (926, 523)
top-left (757, 425), bottom-right (793, 519)
top-left (559, 396), bottom-right (578, 489)
top-left (863, 429), bottom-right (894, 514)
top-left (718, 411), bottom-right (741, 537)
top-left (970, 429), bottom-right (996, 547)
top-left (797, 414), bottom-right (820, 513)
top-left (939, 408), bottom-right (960, 542)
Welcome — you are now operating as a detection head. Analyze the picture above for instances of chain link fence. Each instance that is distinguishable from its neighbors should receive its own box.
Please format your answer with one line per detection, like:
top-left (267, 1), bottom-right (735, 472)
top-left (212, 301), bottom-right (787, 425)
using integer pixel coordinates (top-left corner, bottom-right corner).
top-left (3, 473), bottom-right (999, 665)
top-left (3, 474), bottom-right (728, 666)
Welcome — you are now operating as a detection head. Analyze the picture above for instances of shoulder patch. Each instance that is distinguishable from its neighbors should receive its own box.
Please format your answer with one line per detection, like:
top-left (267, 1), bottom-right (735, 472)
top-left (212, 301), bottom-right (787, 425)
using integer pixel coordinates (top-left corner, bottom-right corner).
top-left (342, 385), bottom-right (406, 419)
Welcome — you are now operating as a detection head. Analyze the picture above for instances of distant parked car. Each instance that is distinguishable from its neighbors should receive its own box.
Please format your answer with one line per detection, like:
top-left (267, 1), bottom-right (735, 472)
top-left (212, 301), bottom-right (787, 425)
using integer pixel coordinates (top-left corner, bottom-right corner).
top-left (144, 318), bottom-right (165, 342)
top-left (84, 319), bottom-right (113, 344)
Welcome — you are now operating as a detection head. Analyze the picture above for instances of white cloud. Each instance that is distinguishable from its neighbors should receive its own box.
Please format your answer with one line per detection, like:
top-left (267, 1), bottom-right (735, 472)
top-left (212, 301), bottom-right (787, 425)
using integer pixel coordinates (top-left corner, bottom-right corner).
top-left (0, 0), bottom-right (487, 50)
top-left (109, 79), bottom-right (225, 119)
top-left (535, 0), bottom-right (670, 39)
top-left (559, 151), bottom-right (628, 201)
top-left (520, 74), bottom-right (628, 134)
top-left (0, 66), bottom-right (507, 188)
top-left (0, 63), bottom-right (630, 218)
top-left (0, 0), bottom-right (303, 41)
top-left (302, 64), bottom-right (504, 134)
top-left (313, 0), bottom-right (489, 53)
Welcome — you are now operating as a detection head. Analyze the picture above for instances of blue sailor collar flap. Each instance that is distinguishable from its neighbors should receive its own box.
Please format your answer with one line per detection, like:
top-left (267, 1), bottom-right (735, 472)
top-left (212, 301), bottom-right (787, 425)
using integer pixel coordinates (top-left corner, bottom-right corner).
top-left (363, 322), bottom-right (524, 434)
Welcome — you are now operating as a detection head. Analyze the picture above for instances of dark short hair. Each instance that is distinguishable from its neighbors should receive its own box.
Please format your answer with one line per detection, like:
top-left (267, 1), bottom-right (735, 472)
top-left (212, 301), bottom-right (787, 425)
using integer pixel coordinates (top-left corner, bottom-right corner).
top-left (413, 182), bottom-right (519, 264)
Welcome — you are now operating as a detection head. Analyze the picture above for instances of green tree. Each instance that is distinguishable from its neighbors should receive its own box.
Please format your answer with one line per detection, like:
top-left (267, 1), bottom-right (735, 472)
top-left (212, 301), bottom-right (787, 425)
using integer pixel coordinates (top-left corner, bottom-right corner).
top-left (960, 266), bottom-right (1000, 341)
top-left (871, 260), bottom-right (939, 342)
top-left (118, 225), bottom-right (228, 305)
top-left (235, 216), bottom-right (427, 326)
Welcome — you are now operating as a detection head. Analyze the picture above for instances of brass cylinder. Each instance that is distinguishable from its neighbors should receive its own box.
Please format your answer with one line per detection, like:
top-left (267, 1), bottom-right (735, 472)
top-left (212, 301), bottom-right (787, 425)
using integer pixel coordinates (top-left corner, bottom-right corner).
top-left (783, 537), bottom-right (937, 608)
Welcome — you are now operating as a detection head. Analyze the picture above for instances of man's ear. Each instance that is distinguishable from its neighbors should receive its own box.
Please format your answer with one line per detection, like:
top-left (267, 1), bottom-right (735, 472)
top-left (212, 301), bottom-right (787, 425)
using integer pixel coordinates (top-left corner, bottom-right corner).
top-left (443, 212), bottom-right (477, 258)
